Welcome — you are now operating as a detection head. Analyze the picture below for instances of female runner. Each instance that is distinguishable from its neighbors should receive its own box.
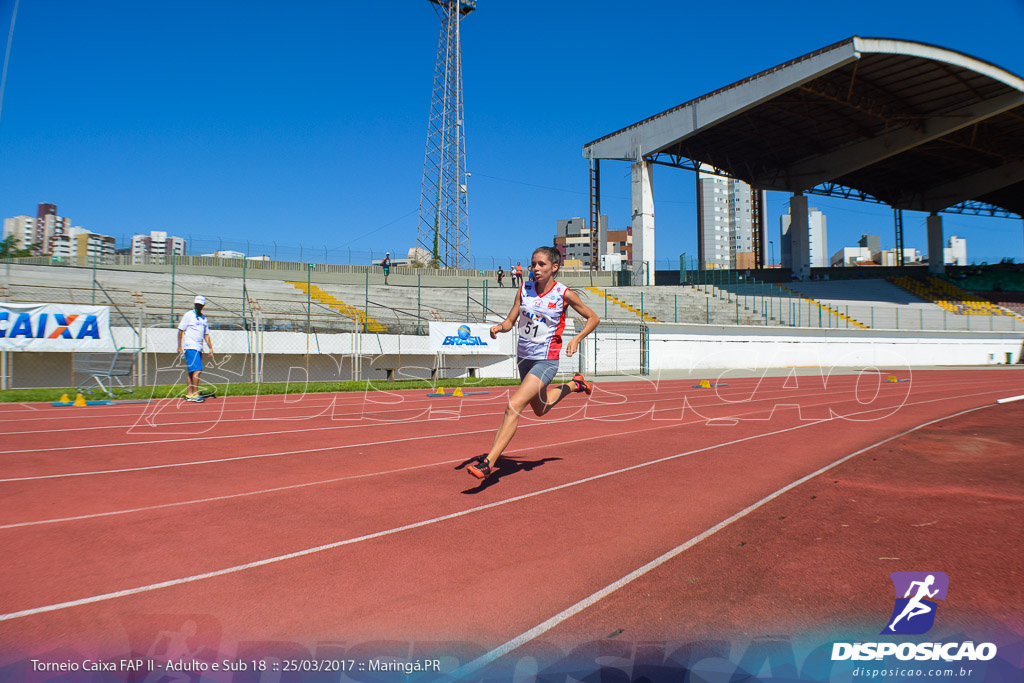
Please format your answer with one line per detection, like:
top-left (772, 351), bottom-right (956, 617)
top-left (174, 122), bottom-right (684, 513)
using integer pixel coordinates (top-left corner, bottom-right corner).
top-left (468, 246), bottom-right (600, 479)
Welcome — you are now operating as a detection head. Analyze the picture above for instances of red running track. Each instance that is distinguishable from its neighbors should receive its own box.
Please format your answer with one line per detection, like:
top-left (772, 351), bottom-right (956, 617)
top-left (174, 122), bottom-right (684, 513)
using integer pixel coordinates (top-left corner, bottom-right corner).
top-left (0, 368), bottom-right (1022, 674)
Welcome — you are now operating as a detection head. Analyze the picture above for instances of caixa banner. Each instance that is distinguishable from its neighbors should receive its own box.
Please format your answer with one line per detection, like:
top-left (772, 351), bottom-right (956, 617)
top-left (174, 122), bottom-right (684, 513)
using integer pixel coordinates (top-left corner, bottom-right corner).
top-left (0, 303), bottom-right (112, 351)
top-left (429, 322), bottom-right (505, 355)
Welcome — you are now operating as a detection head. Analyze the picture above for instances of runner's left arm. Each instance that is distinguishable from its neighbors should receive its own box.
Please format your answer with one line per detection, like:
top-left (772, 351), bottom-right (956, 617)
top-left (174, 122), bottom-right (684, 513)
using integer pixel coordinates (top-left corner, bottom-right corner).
top-left (563, 289), bottom-right (600, 358)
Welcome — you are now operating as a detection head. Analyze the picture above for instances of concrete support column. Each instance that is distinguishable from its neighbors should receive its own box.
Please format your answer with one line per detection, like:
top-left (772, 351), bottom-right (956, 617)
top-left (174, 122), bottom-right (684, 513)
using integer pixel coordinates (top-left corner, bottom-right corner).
top-left (631, 159), bottom-right (655, 285)
top-left (789, 193), bottom-right (811, 282)
top-left (927, 212), bottom-right (944, 274)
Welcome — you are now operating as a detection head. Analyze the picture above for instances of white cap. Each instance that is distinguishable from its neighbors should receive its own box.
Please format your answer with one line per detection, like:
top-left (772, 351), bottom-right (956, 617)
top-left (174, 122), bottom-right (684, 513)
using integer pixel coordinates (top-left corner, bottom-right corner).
top-left (194, 295), bottom-right (206, 305)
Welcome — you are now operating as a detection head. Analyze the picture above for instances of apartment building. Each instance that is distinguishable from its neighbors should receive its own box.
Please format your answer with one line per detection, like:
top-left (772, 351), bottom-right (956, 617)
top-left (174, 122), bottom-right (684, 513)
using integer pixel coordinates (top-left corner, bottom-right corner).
top-left (780, 206), bottom-right (828, 269)
top-left (132, 230), bottom-right (187, 264)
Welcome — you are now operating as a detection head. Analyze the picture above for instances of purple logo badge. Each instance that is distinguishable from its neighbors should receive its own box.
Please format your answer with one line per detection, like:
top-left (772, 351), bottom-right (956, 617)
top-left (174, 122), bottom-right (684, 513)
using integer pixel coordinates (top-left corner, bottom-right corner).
top-left (881, 572), bottom-right (949, 635)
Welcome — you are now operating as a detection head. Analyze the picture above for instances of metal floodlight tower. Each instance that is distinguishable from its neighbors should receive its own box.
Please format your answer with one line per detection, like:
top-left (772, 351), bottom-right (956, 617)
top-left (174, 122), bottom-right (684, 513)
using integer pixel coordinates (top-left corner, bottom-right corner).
top-left (417, 0), bottom-right (475, 270)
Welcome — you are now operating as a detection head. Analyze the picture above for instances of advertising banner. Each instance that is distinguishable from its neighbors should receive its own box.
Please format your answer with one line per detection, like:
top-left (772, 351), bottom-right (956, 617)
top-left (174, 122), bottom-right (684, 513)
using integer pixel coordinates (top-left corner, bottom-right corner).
top-left (429, 322), bottom-right (506, 355)
top-left (0, 303), bottom-right (113, 351)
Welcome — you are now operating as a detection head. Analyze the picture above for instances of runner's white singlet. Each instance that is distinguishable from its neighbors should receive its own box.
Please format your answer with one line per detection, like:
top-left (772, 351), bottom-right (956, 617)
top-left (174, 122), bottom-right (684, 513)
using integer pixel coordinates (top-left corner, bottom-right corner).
top-left (517, 280), bottom-right (568, 360)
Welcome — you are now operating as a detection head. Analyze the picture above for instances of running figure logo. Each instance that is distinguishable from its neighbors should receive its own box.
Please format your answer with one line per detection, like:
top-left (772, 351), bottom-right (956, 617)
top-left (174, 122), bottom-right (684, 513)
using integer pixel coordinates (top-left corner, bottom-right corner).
top-left (881, 572), bottom-right (949, 635)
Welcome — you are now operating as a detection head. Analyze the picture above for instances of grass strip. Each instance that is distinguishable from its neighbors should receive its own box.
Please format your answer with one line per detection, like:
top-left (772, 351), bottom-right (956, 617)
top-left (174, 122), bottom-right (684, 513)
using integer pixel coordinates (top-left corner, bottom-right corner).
top-left (0, 377), bottom-right (536, 404)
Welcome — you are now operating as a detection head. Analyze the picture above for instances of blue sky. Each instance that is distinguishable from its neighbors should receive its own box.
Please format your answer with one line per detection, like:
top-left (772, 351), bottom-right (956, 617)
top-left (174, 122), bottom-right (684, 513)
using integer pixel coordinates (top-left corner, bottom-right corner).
top-left (1, 0), bottom-right (1022, 268)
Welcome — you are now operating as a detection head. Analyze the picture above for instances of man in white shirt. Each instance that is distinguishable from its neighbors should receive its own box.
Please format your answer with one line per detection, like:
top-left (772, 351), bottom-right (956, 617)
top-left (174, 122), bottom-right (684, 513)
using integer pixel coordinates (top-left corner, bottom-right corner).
top-left (177, 295), bottom-right (214, 402)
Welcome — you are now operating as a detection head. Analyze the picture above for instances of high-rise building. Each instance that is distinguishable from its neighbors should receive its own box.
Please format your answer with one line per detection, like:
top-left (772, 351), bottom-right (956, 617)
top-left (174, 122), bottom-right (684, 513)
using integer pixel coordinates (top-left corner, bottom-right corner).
top-left (830, 246), bottom-right (874, 267)
top-left (780, 206), bottom-right (828, 269)
top-left (555, 217), bottom-right (590, 267)
top-left (858, 234), bottom-right (881, 259)
top-left (697, 172), bottom-right (761, 269)
top-left (4, 204), bottom-right (85, 255)
top-left (554, 216), bottom-right (608, 269)
top-left (3, 216), bottom-right (36, 251)
top-left (35, 203), bottom-right (74, 254)
top-left (879, 248), bottom-right (921, 266)
top-left (944, 235), bottom-right (967, 265)
top-left (132, 230), bottom-right (186, 264)
top-left (76, 228), bottom-right (116, 265)
top-left (606, 226), bottom-right (631, 261)
top-left (49, 228), bottom-right (117, 264)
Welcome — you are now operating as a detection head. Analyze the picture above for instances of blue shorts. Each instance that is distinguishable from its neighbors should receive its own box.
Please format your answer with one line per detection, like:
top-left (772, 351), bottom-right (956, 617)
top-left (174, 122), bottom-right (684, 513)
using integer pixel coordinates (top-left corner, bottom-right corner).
top-left (184, 349), bottom-right (203, 373)
top-left (517, 357), bottom-right (559, 385)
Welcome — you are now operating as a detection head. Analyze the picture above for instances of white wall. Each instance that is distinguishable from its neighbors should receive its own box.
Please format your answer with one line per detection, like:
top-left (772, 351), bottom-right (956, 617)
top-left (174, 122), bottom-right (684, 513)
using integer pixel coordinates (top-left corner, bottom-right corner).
top-left (119, 323), bottom-right (1022, 378)
top-left (646, 324), bottom-right (1021, 371)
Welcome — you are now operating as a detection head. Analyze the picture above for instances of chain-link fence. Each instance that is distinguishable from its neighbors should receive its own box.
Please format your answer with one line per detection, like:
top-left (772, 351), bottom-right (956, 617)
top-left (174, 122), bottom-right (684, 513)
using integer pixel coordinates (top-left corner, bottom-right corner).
top-left (2, 257), bottom-right (1021, 389)
top-left (0, 261), bottom-right (529, 388)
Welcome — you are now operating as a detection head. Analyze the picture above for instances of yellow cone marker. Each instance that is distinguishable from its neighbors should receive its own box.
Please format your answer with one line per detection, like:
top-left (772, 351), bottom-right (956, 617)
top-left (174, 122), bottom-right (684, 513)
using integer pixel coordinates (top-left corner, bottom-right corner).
top-left (435, 387), bottom-right (446, 396)
top-left (452, 387), bottom-right (464, 397)
top-left (73, 393), bottom-right (87, 407)
top-left (59, 393), bottom-right (71, 404)
top-left (699, 379), bottom-right (711, 389)
top-left (887, 375), bottom-right (898, 383)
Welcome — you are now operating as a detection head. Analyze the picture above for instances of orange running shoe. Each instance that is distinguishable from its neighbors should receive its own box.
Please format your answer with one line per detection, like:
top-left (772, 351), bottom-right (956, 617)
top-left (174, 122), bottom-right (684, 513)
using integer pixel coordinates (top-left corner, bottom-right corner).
top-left (571, 373), bottom-right (593, 395)
top-left (467, 455), bottom-right (493, 480)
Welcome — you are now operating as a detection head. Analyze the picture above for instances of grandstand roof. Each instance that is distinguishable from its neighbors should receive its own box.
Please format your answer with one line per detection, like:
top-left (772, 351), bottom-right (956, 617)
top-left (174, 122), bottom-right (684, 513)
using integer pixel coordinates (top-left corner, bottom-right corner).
top-left (583, 36), bottom-right (1024, 217)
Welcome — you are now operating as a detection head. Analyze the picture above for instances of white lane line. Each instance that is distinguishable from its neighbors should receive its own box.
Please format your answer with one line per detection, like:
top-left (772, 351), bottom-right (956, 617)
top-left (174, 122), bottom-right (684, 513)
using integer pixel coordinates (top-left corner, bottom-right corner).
top-left (0, 376), bottom-right (932, 482)
top-left (0, 371), bottom-right (924, 428)
top-left (0, 370), bottom-right (983, 448)
top-left (0, 367), bottom-right (932, 431)
top-left (446, 403), bottom-right (995, 681)
top-left (0, 381), bottom-right (992, 483)
top-left (996, 394), bottom-right (1024, 404)
top-left (0, 397), bottom-right (997, 623)
top-left (0, 369), bottom-right (997, 426)
top-left (0, 457), bottom-right (465, 529)
top-left (0, 371), bottom-right (951, 453)
top-left (0, 415), bottom-right (834, 622)
top-left (0, 409), bottom-right (783, 528)
top-left (0, 427), bottom-right (494, 482)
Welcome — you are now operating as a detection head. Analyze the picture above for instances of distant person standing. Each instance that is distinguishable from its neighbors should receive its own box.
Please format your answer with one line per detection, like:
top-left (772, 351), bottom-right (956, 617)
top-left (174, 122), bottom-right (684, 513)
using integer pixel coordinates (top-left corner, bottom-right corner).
top-left (514, 261), bottom-right (523, 287)
top-left (382, 252), bottom-right (392, 285)
top-left (497, 265), bottom-right (505, 287)
top-left (177, 295), bottom-right (214, 402)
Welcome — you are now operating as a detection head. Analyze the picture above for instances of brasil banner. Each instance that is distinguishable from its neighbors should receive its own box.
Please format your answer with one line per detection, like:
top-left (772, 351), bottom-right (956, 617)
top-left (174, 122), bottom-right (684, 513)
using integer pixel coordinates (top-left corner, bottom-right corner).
top-left (0, 303), bottom-right (113, 351)
top-left (429, 322), bottom-right (506, 355)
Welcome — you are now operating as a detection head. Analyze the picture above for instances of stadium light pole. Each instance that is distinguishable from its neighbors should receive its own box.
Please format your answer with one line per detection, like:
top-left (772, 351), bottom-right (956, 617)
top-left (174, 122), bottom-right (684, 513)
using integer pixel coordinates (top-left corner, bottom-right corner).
top-left (770, 240), bottom-right (774, 267)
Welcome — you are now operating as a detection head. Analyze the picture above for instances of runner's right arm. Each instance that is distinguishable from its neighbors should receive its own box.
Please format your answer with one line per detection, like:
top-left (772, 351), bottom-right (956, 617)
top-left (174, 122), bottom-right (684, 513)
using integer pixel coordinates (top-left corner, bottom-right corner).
top-left (490, 289), bottom-right (522, 339)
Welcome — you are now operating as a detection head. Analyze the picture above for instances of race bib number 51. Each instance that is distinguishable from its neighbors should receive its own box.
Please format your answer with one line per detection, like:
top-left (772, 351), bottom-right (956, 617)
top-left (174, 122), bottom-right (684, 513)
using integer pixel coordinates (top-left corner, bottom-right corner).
top-left (519, 313), bottom-right (548, 339)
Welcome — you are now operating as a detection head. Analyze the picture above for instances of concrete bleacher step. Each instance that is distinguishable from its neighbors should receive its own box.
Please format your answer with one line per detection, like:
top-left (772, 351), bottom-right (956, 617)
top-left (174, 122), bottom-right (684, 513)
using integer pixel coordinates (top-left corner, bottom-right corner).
top-left (774, 284), bottom-right (870, 328)
top-left (889, 275), bottom-right (1024, 321)
top-left (287, 282), bottom-right (387, 332)
top-left (10, 264), bottom-right (1020, 333)
top-left (584, 286), bottom-right (659, 322)
top-left (585, 285), bottom-right (781, 326)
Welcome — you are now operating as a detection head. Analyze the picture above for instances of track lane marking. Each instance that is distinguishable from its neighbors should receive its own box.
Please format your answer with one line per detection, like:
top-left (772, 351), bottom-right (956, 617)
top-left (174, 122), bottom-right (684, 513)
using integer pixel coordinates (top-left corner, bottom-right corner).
top-left (446, 402), bottom-right (997, 680)
top-left (0, 375), bottom-right (943, 481)
top-left (0, 396), bottom-right (998, 622)
top-left (0, 371), bottom-right (971, 454)
top-left (0, 368), bottom-right (968, 433)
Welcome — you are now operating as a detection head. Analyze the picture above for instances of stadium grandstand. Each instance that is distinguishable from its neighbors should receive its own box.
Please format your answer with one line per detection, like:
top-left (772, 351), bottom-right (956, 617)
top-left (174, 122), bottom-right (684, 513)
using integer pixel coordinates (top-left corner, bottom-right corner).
top-left (2, 36), bottom-right (1022, 391)
top-left (1, 255), bottom-right (1021, 390)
